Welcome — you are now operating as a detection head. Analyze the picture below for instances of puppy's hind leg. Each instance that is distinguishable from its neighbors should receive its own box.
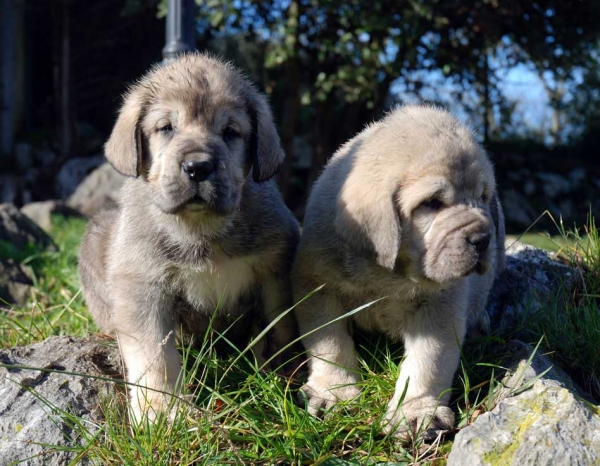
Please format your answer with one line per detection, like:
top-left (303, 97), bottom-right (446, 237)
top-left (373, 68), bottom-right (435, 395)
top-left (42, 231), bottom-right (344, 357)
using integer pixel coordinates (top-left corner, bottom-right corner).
top-left (295, 288), bottom-right (361, 416)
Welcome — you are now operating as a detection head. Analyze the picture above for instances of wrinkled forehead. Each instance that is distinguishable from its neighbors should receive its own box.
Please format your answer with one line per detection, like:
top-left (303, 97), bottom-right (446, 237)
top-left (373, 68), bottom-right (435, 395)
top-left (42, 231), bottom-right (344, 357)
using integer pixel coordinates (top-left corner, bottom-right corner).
top-left (404, 141), bottom-right (493, 185)
top-left (442, 150), bottom-right (494, 190)
top-left (399, 150), bottom-right (495, 212)
top-left (140, 68), bottom-right (252, 128)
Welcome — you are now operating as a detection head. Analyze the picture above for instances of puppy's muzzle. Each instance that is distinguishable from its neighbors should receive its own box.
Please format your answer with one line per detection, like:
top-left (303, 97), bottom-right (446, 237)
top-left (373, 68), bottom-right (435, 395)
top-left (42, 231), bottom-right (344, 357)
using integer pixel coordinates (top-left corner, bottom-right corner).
top-left (467, 231), bottom-right (491, 274)
top-left (182, 160), bottom-right (215, 182)
top-left (467, 232), bottom-right (490, 253)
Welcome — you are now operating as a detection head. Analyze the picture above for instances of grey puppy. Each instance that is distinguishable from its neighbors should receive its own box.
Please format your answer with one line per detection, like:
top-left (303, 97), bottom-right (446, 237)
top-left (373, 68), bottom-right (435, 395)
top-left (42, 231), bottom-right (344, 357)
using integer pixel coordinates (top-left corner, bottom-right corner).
top-left (79, 54), bottom-right (300, 422)
top-left (292, 105), bottom-right (505, 439)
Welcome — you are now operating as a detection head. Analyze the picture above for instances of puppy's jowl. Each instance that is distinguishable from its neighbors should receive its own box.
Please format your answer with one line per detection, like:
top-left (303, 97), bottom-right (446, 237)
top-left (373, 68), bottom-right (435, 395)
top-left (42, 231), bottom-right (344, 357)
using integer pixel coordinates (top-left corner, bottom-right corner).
top-left (79, 54), bottom-right (300, 422)
top-left (292, 105), bottom-right (505, 439)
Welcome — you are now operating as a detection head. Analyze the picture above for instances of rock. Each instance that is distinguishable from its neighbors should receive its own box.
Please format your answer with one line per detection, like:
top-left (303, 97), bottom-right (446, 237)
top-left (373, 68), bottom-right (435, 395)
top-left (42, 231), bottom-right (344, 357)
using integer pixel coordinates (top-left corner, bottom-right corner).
top-left (522, 179), bottom-right (535, 196)
top-left (0, 259), bottom-right (33, 307)
top-left (568, 167), bottom-right (586, 185)
top-left (499, 341), bottom-right (584, 399)
top-left (0, 203), bottom-right (56, 252)
top-left (55, 156), bottom-right (105, 200)
top-left (21, 201), bottom-right (84, 232)
top-left (0, 336), bottom-right (122, 465)
top-left (500, 190), bottom-right (538, 229)
top-left (0, 175), bottom-right (21, 205)
top-left (486, 240), bottom-right (579, 332)
top-left (448, 341), bottom-right (600, 466)
top-left (536, 172), bottom-right (571, 199)
top-left (67, 162), bottom-right (126, 217)
top-left (0, 204), bottom-right (55, 308)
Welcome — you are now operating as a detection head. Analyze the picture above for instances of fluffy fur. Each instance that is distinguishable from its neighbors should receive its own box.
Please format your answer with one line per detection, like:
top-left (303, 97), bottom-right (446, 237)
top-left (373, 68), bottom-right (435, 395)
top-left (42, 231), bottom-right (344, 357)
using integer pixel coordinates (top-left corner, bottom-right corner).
top-left (292, 105), bottom-right (505, 439)
top-left (79, 53), bottom-right (300, 422)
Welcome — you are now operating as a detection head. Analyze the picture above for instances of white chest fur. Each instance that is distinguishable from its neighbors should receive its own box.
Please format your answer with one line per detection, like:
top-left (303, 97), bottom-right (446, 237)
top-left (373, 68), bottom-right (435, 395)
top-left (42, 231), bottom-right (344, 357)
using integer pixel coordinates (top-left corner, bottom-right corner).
top-left (174, 256), bottom-right (257, 311)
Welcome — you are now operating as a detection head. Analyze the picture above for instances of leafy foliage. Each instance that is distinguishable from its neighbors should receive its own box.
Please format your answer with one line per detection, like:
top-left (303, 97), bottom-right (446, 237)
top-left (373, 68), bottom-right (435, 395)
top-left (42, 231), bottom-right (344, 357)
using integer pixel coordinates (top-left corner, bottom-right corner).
top-left (157, 0), bottom-right (600, 196)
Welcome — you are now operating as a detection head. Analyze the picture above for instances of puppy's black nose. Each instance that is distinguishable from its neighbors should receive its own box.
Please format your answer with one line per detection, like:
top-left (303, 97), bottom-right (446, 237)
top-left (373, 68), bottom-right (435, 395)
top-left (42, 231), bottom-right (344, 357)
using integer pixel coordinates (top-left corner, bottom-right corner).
top-left (468, 232), bottom-right (491, 253)
top-left (182, 161), bottom-right (214, 182)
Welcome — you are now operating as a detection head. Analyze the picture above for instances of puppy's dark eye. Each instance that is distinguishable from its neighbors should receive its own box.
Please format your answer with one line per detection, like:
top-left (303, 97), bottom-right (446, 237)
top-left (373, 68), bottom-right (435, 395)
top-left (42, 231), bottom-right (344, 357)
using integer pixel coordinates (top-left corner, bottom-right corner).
top-left (222, 126), bottom-right (240, 141)
top-left (481, 192), bottom-right (489, 203)
top-left (420, 198), bottom-right (444, 211)
top-left (159, 123), bottom-right (173, 134)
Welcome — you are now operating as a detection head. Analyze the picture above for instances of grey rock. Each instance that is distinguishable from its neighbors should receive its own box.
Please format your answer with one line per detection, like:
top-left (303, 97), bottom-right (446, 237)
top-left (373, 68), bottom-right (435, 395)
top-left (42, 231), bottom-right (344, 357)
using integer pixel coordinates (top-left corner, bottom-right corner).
top-left (0, 336), bottom-right (122, 465)
top-left (0, 175), bottom-right (21, 204)
top-left (499, 341), bottom-right (584, 399)
top-left (486, 240), bottom-right (579, 332)
top-left (555, 199), bottom-right (576, 221)
top-left (522, 179), bottom-right (536, 196)
top-left (536, 172), bottom-right (571, 198)
top-left (448, 341), bottom-right (600, 466)
top-left (55, 156), bottom-right (105, 200)
top-left (0, 258), bottom-right (33, 307)
top-left (500, 190), bottom-right (538, 228)
top-left (568, 167), bottom-right (586, 185)
top-left (67, 162), bottom-right (126, 217)
top-left (21, 201), bottom-right (83, 232)
top-left (0, 203), bottom-right (56, 252)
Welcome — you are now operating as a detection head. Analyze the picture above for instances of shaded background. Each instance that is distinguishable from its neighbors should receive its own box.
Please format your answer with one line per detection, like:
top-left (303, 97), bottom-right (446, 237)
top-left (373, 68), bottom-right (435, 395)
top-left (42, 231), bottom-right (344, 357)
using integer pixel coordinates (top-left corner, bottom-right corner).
top-left (1, 0), bottom-right (599, 233)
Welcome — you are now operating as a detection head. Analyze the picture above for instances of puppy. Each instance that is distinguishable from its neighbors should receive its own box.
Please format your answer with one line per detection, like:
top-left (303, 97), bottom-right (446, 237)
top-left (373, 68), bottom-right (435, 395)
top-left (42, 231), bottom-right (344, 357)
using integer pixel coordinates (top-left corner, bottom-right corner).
top-left (79, 54), bottom-right (300, 422)
top-left (292, 105), bottom-right (505, 439)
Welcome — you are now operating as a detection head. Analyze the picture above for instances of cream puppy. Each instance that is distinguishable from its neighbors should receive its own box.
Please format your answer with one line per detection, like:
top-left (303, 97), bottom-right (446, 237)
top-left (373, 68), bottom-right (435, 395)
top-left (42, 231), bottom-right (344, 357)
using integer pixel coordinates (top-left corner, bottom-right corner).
top-left (292, 105), bottom-right (505, 439)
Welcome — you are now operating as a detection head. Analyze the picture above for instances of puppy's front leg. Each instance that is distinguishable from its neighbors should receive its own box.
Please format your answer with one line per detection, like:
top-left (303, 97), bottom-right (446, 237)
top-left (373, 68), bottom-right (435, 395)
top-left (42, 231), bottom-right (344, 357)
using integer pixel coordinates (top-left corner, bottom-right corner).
top-left (296, 290), bottom-right (361, 415)
top-left (112, 289), bottom-right (182, 423)
top-left (384, 298), bottom-right (467, 439)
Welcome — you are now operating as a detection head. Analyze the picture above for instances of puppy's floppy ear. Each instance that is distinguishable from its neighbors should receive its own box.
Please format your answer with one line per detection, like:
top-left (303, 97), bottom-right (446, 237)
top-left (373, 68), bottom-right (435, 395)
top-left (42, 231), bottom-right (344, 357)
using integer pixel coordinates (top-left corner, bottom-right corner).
top-left (247, 89), bottom-right (284, 182)
top-left (104, 88), bottom-right (145, 178)
top-left (334, 177), bottom-right (402, 270)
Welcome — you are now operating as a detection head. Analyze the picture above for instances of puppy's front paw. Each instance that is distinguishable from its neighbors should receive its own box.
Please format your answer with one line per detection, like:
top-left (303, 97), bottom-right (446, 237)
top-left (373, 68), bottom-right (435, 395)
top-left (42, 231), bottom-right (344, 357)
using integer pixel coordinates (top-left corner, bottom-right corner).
top-left (299, 375), bottom-right (361, 417)
top-left (383, 398), bottom-right (454, 442)
top-left (129, 394), bottom-right (165, 425)
top-left (129, 387), bottom-right (181, 426)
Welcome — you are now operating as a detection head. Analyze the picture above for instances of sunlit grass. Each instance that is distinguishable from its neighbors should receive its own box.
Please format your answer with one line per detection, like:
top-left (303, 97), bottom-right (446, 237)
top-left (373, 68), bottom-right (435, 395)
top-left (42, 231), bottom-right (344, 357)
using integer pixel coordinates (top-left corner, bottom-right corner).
top-left (516, 213), bottom-right (600, 398)
top-left (0, 215), bottom-right (93, 347)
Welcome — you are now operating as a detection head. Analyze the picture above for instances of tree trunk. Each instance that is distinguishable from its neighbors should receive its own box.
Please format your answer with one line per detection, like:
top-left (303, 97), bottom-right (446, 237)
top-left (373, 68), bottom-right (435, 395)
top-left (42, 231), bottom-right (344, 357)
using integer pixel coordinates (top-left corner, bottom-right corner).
top-left (551, 81), bottom-right (564, 146)
top-left (277, 1), bottom-right (301, 202)
top-left (60, 0), bottom-right (72, 159)
top-left (482, 49), bottom-right (490, 145)
top-left (307, 98), bottom-right (334, 190)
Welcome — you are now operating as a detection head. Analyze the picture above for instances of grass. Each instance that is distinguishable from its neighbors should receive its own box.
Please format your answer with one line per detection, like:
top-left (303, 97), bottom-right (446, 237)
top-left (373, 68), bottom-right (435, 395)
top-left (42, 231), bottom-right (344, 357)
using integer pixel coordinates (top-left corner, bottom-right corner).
top-left (0, 216), bottom-right (93, 347)
top-left (515, 215), bottom-right (600, 398)
top-left (1, 214), bottom-right (599, 465)
top-left (505, 232), bottom-right (567, 252)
